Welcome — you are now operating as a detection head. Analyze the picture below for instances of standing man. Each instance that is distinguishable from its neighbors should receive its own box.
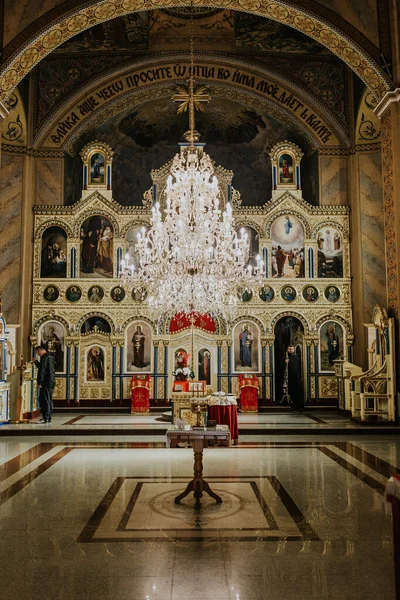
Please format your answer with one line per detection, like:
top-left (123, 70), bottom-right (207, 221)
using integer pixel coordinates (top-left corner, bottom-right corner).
top-left (35, 346), bottom-right (56, 423)
top-left (287, 346), bottom-right (304, 412)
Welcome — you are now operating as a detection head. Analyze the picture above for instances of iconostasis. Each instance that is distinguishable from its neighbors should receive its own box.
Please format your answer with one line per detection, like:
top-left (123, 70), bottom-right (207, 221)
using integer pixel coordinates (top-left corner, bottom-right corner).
top-left (30, 140), bottom-right (352, 406)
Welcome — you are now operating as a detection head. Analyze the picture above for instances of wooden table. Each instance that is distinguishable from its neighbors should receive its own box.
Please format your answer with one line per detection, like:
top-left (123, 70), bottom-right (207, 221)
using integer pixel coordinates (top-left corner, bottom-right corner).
top-left (166, 425), bottom-right (231, 508)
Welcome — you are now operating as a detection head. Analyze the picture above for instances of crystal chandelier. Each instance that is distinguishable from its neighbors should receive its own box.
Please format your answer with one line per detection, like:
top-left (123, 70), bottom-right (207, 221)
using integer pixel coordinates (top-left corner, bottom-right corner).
top-left (119, 8), bottom-right (264, 320)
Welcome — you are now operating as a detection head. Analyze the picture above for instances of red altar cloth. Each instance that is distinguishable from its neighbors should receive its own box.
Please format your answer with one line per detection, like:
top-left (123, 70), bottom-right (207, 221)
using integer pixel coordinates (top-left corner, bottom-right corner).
top-left (208, 405), bottom-right (239, 444)
top-left (386, 475), bottom-right (400, 599)
top-left (238, 374), bottom-right (259, 412)
top-left (131, 375), bottom-right (150, 414)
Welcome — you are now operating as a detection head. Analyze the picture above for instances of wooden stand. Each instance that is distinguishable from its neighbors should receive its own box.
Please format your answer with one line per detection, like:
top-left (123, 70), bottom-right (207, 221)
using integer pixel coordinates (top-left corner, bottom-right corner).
top-left (166, 425), bottom-right (231, 508)
top-left (174, 438), bottom-right (222, 508)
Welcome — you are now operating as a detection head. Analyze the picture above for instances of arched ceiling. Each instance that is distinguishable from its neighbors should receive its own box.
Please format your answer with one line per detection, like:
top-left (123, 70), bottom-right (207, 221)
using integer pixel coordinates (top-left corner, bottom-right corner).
top-left (33, 54), bottom-right (347, 150)
top-left (0, 0), bottom-right (391, 108)
top-left (64, 92), bottom-right (320, 208)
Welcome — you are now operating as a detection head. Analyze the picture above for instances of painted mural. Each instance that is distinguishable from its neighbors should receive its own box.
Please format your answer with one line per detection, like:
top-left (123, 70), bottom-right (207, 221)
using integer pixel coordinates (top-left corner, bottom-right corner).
top-left (80, 215), bottom-right (113, 278)
top-left (198, 348), bottom-right (211, 385)
top-left (126, 225), bottom-right (149, 271)
top-left (38, 321), bottom-right (65, 373)
top-left (237, 226), bottom-right (259, 271)
top-left (41, 226), bottom-right (67, 278)
top-left (317, 226), bottom-right (343, 278)
top-left (81, 317), bottom-right (111, 334)
top-left (320, 322), bottom-right (344, 372)
top-left (86, 346), bottom-right (105, 381)
top-left (126, 321), bottom-right (152, 373)
top-left (234, 322), bottom-right (260, 373)
top-left (271, 215), bottom-right (305, 278)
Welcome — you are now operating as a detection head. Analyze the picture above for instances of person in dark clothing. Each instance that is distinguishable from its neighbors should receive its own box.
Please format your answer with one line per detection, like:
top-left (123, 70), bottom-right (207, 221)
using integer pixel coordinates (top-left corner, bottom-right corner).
top-left (35, 346), bottom-right (56, 423)
top-left (287, 346), bottom-right (304, 412)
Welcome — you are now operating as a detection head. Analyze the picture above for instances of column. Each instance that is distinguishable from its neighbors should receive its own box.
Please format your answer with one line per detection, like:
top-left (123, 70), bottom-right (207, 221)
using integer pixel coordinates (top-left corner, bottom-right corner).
top-left (375, 91), bottom-right (400, 386)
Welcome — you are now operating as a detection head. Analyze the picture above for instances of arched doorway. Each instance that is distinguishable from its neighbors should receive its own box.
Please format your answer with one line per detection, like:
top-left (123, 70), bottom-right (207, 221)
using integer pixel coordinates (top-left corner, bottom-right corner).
top-left (274, 316), bottom-right (304, 403)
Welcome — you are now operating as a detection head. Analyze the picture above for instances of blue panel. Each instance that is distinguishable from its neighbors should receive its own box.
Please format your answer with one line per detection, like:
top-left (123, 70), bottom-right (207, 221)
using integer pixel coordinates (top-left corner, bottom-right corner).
top-left (262, 345), bottom-right (266, 399)
top-left (66, 346), bottom-right (71, 401)
top-left (153, 344), bottom-right (159, 400)
top-left (153, 184), bottom-right (157, 205)
top-left (273, 166), bottom-right (277, 188)
top-left (74, 346), bottom-right (79, 401)
top-left (227, 344), bottom-right (232, 393)
top-left (164, 345), bottom-right (169, 400)
top-left (217, 346), bottom-right (222, 392)
top-left (83, 166), bottom-right (87, 188)
top-left (112, 345), bottom-right (116, 401)
top-left (119, 346), bottom-right (124, 399)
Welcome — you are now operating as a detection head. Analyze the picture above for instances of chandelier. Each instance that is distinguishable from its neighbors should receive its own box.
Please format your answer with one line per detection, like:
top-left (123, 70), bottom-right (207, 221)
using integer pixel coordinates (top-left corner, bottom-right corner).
top-left (119, 8), bottom-right (264, 320)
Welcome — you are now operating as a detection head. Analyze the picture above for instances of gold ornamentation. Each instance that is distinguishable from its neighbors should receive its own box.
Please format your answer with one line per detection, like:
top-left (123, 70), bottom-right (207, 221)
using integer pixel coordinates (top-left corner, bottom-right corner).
top-left (42, 29), bottom-right (63, 49)
top-left (94, 2), bottom-right (117, 19)
top-left (67, 14), bottom-right (89, 33)
top-left (381, 114), bottom-right (397, 313)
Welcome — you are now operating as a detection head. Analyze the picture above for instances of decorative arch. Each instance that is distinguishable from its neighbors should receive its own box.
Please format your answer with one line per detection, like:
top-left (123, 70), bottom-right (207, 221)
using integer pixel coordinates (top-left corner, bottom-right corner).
top-left (269, 310), bottom-right (311, 334)
top-left (311, 219), bottom-right (348, 241)
top-left (266, 209), bottom-right (311, 238)
top-left (75, 312), bottom-right (116, 335)
top-left (234, 219), bottom-right (264, 238)
top-left (75, 209), bottom-right (120, 238)
top-left (32, 314), bottom-right (70, 336)
top-left (120, 219), bottom-right (152, 238)
top-left (121, 315), bottom-right (157, 334)
top-left (35, 220), bottom-right (72, 240)
top-left (231, 314), bottom-right (265, 335)
top-left (315, 314), bottom-right (352, 336)
top-left (34, 54), bottom-right (348, 150)
top-left (0, 1), bottom-right (389, 106)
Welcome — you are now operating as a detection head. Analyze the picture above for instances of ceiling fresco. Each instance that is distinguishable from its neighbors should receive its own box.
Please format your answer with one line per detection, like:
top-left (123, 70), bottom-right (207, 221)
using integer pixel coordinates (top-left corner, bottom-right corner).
top-left (64, 93), bottom-right (318, 209)
top-left (32, 10), bottom-right (348, 136)
top-left (234, 13), bottom-right (329, 53)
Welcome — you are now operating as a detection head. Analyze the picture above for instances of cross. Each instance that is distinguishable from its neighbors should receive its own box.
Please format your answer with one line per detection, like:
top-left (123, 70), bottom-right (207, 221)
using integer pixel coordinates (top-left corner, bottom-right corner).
top-left (172, 83), bottom-right (210, 144)
top-left (381, 53), bottom-right (392, 78)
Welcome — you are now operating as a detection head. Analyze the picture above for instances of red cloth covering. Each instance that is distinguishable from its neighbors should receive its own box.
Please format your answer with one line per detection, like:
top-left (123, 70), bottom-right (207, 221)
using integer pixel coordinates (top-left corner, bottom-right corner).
top-left (238, 374), bottom-right (259, 412)
top-left (131, 375), bottom-right (150, 413)
top-left (169, 313), bottom-right (216, 334)
top-left (208, 404), bottom-right (239, 443)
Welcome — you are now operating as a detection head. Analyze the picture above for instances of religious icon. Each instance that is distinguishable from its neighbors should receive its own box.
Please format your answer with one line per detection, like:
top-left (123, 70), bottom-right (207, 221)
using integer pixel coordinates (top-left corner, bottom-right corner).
top-left (86, 346), bottom-right (105, 381)
top-left (66, 285), bottom-right (82, 302)
top-left (126, 225), bottom-right (149, 271)
top-left (237, 287), bottom-right (253, 302)
top-left (41, 226), bottom-right (67, 278)
top-left (259, 285), bottom-right (274, 302)
top-left (132, 287), bottom-right (147, 303)
top-left (80, 215), bottom-right (113, 278)
top-left (234, 322), bottom-right (260, 372)
top-left (88, 286), bottom-right (104, 303)
top-left (281, 285), bottom-right (297, 302)
top-left (110, 286), bottom-right (125, 302)
top-left (198, 349), bottom-right (211, 385)
top-left (317, 226), bottom-right (343, 278)
top-left (302, 286), bottom-right (319, 302)
top-left (325, 285), bottom-right (340, 303)
top-left (43, 285), bottom-right (59, 302)
top-left (320, 321), bottom-right (344, 371)
top-left (126, 321), bottom-right (151, 372)
top-left (279, 153), bottom-right (294, 184)
top-left (81, 317), bottom-right (111, 334)
top-left (39, 321), bottom-right (64, 372)
top-left (236, 226), bottom-right (259, 270)
top-left (271, 215), bottom-right (304, 278)
top-left (89, 152), bottom-right (105, 184)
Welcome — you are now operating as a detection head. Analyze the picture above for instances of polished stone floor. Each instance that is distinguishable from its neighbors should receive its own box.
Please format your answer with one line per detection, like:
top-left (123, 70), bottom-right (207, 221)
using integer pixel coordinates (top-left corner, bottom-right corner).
top-left (2, 411), bottom-right (399, 436)
top-left (0, 432), bottom-right (398, 599)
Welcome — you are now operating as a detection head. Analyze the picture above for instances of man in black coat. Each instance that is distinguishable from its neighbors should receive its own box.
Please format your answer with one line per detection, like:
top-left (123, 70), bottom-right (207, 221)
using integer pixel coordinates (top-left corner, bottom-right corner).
top-left (287, 346), bottom-right (304, 412)
top-left (35, 346), bottom-right (56, 423)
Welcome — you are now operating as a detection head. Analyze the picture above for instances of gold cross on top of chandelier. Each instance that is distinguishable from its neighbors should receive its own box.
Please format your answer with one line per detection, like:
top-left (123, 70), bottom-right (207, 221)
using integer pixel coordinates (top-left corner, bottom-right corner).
top-left (172, 0), bottom-right (210, 144)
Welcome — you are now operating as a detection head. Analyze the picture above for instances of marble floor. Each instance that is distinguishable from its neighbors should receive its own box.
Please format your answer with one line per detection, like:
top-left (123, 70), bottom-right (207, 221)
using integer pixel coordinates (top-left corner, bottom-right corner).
top-left (1, 411), bottom-right (399, 436)
top-left (0, 434), bottom-right (398, 599)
